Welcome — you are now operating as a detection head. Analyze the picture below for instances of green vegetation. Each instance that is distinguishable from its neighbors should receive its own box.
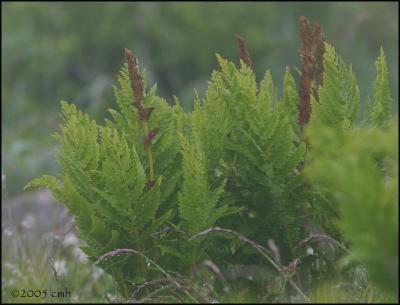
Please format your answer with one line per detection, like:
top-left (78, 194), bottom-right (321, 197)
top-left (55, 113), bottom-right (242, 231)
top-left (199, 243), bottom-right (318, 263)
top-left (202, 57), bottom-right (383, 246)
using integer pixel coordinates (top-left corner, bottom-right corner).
top-left (23, 15), bottom-right (398, 303)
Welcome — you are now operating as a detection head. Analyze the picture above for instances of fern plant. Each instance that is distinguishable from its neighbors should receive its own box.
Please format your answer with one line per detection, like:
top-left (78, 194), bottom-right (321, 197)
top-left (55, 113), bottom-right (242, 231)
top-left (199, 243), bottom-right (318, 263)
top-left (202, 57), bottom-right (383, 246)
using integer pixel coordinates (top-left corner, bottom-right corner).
top-left (305, 43), bottom-right (398, 298)
top-left (26, 16), bottom-right (397, 301)
top-left (207, 55), bottom-right (308, 266)
top-left (305, 121), bottom-right (398, 297)
top-left (26, 50), bottom-right (185, 296)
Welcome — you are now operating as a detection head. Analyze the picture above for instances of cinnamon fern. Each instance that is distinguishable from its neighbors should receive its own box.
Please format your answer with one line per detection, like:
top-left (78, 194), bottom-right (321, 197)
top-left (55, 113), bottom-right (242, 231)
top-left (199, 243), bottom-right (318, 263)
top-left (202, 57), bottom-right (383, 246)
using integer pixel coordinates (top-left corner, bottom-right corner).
top-left (26, 16), bottom-right (397, 302)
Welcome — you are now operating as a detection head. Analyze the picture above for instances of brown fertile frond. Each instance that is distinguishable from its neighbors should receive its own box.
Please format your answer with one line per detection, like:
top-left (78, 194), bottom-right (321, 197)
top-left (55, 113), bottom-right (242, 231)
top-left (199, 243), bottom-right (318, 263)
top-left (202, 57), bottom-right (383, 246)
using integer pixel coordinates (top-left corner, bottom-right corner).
top-left (298, 74), bottom-right (312, 126)
top-left (235, 33), bottom-right (253, 69)
top-left (297, 16), bottom-right (325, 127)
top-left (124, 48), bottom-right (148, 121)
top-left (124, 48), bottom-right (157, 187)
top-left (299, 16), bottom-right (314, 55)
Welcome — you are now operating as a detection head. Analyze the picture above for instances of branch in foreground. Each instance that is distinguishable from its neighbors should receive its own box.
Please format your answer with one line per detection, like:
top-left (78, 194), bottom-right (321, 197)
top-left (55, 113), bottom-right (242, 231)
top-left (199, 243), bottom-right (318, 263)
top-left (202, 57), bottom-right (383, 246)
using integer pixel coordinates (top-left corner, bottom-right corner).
top-left (190, 227), bottom-right (311, 303)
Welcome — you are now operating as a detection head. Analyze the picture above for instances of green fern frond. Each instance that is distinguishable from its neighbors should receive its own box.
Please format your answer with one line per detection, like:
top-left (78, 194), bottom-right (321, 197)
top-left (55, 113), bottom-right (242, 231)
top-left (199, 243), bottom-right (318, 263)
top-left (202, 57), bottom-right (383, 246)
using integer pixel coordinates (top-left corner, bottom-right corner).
top-left (370, 48), bottom-right (393, 127)
top-left (283, 66), bottom-right (299, 125)
top-left (178, 130), bottom-right (229, 234)
top-left (310, 43), bottom-right (345, 128)
top-left (343, 65), bottom-right (361, 124)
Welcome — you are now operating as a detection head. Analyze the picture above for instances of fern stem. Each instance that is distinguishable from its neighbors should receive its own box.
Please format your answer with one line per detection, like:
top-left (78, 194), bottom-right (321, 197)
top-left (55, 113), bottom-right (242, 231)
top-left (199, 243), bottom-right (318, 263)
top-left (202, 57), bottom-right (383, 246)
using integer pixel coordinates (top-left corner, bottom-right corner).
top-left (282, 216), bottom-right (294, 258)
top-left (143, 121), bottom-right (155, 181)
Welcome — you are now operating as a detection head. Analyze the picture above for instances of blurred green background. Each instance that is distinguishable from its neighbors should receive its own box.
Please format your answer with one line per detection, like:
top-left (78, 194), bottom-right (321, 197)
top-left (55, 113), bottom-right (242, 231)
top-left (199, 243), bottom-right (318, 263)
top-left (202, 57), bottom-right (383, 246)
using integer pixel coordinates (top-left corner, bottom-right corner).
top-left (2, 2), bottom-right (398, 198)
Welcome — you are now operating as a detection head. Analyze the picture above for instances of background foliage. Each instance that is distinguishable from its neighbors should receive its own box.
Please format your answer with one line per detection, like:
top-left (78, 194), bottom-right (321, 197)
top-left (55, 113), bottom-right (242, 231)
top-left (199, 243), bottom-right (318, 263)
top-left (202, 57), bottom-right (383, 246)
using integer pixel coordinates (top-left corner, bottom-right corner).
top-left (2, 2), bottom-right (398, 196)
